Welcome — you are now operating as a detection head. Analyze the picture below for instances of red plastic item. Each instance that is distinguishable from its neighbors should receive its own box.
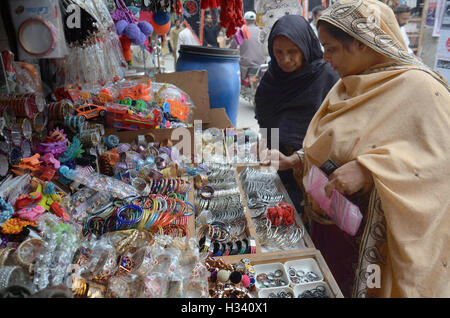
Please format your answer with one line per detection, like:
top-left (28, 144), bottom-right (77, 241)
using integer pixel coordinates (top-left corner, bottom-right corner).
top-left (40, 166), bottom-right (56, 181)
top-left (97, 88), bottom-right (114, 104)
top-left (267, 202), bottom-right (295, 227)
top-left (119, 35), bottom-right (132, 65)
top-left (14, 192), bottom-right (43, 210)
top-left (50, 201), bottom-right (69, 221)
top-left (106, 104), bottom-right (161, 130)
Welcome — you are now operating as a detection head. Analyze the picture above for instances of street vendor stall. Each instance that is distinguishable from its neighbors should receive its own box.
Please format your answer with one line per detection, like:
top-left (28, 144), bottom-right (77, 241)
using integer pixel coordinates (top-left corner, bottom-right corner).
top-left (0, 0), bottom-right (343, 299)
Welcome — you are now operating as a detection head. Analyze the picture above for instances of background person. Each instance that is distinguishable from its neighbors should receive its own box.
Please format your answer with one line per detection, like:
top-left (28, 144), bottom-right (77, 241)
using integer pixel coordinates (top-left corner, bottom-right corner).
top-left (254, 14), bottom-right (339, 216)
top-left (310, 5), bottom-right (325, 37)
top-left (177, 23), bottom-right (199, 54)
top-left (394, 5), bottom-right (414, 54)
top-left (203, 13), bottom-right (220, 47)
top-left (262, 0), bottom-right (449, 298)
top-left (230, 11), bottom-right (266, 80)
top-left (169, 19), bottom-right (183, 68)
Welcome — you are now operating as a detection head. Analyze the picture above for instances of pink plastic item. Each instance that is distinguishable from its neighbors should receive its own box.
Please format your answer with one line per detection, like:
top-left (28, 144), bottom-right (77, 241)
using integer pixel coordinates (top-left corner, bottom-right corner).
top-left (233, 29), bottom-right (245, 46)
top-left (41, 153), bottom-right (60, 169)
top-left (306, 165), bottom-right (332, 214)
top-left (329, 190), bottom-right (363, 236)
top-left (306, 165), bottom-right (363, 236)
top-left (15, 205), bottom-right (45, 222)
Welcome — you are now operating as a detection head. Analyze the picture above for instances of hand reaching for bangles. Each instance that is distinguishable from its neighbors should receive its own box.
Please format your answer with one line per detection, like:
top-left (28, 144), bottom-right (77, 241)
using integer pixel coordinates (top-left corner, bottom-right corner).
top-left (260, 148), bottom-right (302, 171)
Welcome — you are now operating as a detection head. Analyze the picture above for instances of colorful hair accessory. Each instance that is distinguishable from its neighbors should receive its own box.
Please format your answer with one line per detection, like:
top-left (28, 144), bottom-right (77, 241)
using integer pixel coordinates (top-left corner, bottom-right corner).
top-left (15, 205), bottom-right (45, 222)
top-left (40, 166), bottom-right (56, 181)
top-left (59, 137), bottom-right (84, 163)
top-left (41, 153), bottom-right (61, 169)
top-left (50, 202), bottom-right (69, 221)
top-left (0, 198), bottom-right (15, 225)
top-left (36, 140), bottom-right (67, 157)
top-left (105, 135), bottom-right (120, 149)
top-left (58, 165), bottom-right (77, 180)
top-left (45, 128), bottom-right (68, 144)
top-left (43, 182), bottom-right (56, 196)
top-left (14, 192), bottom-right (43, 210)
top-left (0, 217), bottom-right (36, 235)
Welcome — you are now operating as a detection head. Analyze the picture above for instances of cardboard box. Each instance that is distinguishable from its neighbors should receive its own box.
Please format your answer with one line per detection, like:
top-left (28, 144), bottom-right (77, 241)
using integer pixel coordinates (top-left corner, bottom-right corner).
top-left (106, 70), bottom-right (233, 148)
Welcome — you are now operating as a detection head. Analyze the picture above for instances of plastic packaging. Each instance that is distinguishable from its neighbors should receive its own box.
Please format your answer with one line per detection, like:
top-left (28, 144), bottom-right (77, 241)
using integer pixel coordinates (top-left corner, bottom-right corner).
top-left (69, 167), bottom-right (138, 199)
top-left (306, 165), bottom-right (332, 214)
top-left (306, 165), bottom-right (363, 236)
top-left (33, 214), bottom-right (79, 290)
top-left (9, 0), bottom-right (68, 60)
top-left (152, 82), bottom-right (195, 125)
top-left (329, 190), bottom-right (363, 236)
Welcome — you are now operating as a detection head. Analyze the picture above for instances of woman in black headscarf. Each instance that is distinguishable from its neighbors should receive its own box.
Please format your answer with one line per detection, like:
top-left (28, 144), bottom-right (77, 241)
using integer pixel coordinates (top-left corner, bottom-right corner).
top-left (255, 15), bottom-right (338, 215)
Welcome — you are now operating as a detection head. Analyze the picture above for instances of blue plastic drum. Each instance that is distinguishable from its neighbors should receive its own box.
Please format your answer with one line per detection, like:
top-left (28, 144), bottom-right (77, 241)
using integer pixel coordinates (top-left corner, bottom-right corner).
top-left (176, 45), bottom-right (240, 126)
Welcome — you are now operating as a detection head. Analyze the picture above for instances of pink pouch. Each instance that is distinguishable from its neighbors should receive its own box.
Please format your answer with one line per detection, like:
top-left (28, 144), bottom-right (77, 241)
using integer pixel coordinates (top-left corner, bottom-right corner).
top-left (233, 29), bottom-right (245, 46)
top-left (306, 165), bottom-right (332, 214)
top-left (330, 190), bottom-right (363, 236)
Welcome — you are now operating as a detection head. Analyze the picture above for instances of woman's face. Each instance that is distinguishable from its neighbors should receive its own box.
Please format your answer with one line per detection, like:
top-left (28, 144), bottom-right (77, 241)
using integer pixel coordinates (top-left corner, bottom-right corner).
top-left (272, 35), bottom-right (304, 73)
top-left (318, 26), bottom-right (368, 78)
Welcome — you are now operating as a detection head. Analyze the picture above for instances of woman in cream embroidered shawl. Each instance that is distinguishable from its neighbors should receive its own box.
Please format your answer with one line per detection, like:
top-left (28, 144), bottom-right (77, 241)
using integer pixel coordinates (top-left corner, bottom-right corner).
top-left (262, 0), bottom-right (449, 297)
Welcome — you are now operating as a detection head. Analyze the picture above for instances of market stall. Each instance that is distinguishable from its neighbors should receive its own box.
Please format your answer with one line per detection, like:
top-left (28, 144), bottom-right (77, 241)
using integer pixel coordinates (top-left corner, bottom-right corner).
top-left (0, 0), bottom-right (342, 299)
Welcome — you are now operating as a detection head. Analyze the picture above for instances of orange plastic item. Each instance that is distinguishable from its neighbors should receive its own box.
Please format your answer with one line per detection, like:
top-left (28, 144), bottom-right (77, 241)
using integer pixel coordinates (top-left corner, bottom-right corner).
top-left (75, 104), bottom-right (107, 120)
top-left (98, 88), bottom-right (114, 104)
top-left (22, 154), bottom-right (41, 167)
top-left (12, 154), bottom-right (41, 173)
top-left (166, 99), bottom-right (190, 121)
top-left (118, 80), bottom-right (152, 101)
top-left (100, 150), bottom-right (120, 166)
top-left (79, 92), bottom-right (92, 102)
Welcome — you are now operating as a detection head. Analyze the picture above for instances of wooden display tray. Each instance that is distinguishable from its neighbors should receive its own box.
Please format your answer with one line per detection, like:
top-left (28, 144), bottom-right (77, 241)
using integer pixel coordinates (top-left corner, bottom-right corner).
top-left (192, 163), bottom-right (315, 257)
top-left (191, 167), bottom-right (263, 254)
top-left (234, 165), bottom-right (315, 253)
top-left (220, 249), bottom-right (344, 298)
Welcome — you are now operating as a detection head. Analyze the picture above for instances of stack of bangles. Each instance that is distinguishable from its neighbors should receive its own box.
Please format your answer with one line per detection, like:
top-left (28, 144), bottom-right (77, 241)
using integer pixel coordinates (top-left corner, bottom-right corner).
top-left (82, 195), bottom-right (194, 237)
top-left (197, 222), bottom-right (256, 257)
top-left (148, 178), bottom-right (191, 195)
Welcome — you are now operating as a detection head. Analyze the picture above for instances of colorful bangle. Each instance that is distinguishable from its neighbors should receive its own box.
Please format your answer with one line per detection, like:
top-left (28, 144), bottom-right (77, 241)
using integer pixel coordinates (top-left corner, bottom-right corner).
top-left (238, 239), bottom-right (247, 255)
top-left (116, 204), bottom-right (143, 229)
top-left (223, 242), bottom-right (232, 256)
top-left (230, 241), bottom-right (239, 255)
top-left (199, 235), bottom-right (212, 255)
top-left (249, 237), bottom-right (256, 254)
top-left (199, 185), bottom-right (214, 200)
top-left (182, 201), bottom-right (195, 216)
top-left (86, 217), bottom-right (105, 236)
top-left (212, 242), bottom-right (224, 257)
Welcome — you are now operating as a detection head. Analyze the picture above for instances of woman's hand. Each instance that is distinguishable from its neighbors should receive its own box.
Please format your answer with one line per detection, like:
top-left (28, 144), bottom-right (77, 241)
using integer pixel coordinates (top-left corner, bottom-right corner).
top-left (324, 160), bottom-right (374, 197)
top-left (260, 149), bottom-right (302, 171)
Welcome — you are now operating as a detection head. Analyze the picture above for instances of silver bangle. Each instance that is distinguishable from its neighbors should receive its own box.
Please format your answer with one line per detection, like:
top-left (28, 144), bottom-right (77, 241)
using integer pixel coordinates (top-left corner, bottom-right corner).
top-left (295, 148), bottom-right (305, 163)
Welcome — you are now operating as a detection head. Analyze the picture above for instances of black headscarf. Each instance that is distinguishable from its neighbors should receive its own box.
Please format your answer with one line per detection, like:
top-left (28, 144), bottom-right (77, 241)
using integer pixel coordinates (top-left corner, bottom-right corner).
top-left (255, 15), bottom-right (339, 153)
